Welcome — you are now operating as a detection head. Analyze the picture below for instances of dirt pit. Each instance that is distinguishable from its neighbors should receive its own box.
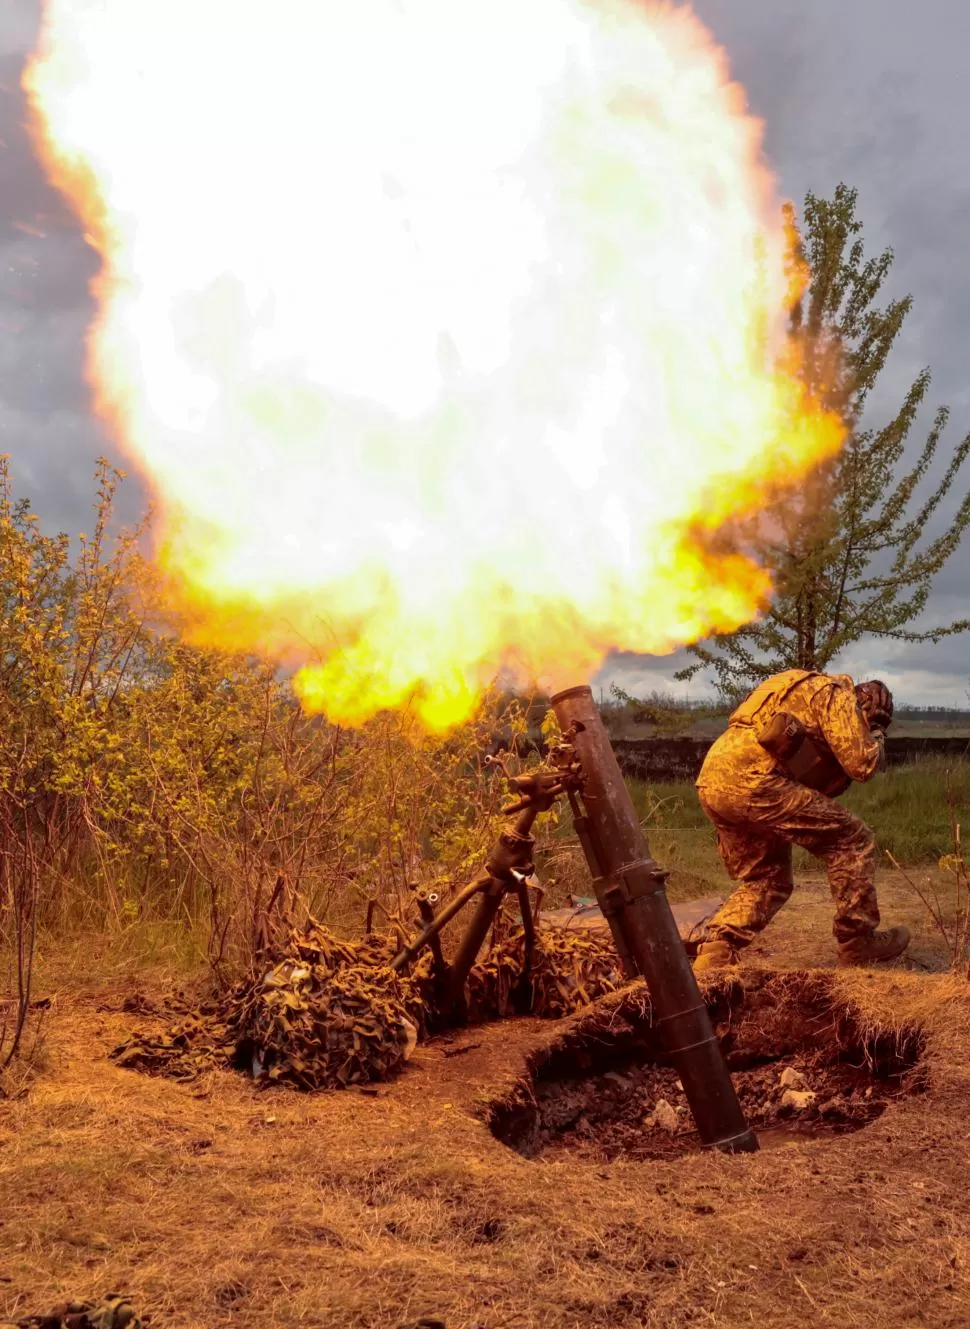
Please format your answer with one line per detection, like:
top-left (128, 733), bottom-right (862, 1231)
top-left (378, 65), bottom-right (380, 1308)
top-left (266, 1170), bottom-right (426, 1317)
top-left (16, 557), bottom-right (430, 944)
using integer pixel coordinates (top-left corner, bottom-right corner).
top-left (488, 968), bottom-right (926, 1162)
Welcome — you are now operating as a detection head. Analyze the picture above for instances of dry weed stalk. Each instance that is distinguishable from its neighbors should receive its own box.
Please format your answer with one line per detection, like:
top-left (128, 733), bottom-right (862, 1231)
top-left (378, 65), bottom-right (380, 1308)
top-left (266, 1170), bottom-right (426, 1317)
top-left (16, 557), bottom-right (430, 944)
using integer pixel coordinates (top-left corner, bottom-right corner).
top-left (887, 769), bottom-right (970, 974)
top-left (0, 803), bottom-right (41, 1082)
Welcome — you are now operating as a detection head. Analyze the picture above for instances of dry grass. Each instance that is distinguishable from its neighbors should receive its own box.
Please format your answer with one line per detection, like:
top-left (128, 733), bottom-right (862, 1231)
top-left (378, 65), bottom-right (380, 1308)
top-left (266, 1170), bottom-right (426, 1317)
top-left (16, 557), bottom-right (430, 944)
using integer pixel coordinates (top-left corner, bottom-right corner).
top-left (743, 867), bottom-right (961, 973)
top-left (2, 870), bottom-right (970, 1328)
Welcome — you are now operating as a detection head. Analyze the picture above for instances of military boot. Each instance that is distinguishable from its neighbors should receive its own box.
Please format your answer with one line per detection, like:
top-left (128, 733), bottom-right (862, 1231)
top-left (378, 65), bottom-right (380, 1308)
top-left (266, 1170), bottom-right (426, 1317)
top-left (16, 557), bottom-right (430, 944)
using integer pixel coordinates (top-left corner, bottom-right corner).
top-left (837, 925), bottom-right (910, 966)
top-left (692, 939), bottom-right (738, 973)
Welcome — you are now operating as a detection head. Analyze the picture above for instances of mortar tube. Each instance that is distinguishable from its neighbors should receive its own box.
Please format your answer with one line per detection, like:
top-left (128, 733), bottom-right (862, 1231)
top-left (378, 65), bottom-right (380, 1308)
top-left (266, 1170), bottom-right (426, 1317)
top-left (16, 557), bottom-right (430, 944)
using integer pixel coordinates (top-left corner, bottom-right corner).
top-left (550, 685), bottom-right (758, 1155)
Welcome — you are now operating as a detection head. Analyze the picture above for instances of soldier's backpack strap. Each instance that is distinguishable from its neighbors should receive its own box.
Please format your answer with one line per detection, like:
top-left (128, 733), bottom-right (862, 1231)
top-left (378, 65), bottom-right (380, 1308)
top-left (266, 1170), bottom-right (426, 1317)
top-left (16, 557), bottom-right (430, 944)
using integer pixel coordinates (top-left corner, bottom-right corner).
top-left (729, 670), bottom-right (821, 729)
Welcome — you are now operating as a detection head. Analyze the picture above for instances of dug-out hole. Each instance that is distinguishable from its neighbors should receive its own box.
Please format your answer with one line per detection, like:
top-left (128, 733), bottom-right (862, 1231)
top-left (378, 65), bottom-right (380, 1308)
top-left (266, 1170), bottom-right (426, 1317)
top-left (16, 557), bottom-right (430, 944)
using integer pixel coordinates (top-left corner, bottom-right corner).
top-left (488, 970), bottom-right (926, 1161)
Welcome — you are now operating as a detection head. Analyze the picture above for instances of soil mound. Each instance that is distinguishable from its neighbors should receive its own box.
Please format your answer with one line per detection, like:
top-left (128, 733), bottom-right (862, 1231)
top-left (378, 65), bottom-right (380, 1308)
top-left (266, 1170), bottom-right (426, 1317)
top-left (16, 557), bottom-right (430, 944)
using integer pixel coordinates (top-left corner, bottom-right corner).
top-left (488, 968), bottom-right (926, 1160)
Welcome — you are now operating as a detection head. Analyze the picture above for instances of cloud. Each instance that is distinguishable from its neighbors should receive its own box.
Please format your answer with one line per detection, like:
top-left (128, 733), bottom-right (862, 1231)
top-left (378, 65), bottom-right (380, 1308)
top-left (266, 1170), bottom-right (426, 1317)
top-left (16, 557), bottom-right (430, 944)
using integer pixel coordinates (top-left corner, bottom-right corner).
top-left (0, 398), bottom-right (140, 529)
top-left (597, 640), bottom-right (970, 711)
top-left (0, 2), bottom-right (140, 527)
top-left (687, 0), bottom-right (970, 700)
top-left (0, 0), bottom-right (36, 59)
top-left (695, 0), bottom-right (970, 401)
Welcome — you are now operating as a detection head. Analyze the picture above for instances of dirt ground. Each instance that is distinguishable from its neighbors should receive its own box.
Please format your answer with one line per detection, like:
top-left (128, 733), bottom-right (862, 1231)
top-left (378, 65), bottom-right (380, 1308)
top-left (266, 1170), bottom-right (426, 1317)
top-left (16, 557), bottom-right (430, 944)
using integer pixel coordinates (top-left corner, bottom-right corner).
top-left (2, 870), bottom-right (970, 1328)
top-left (735, 868), bottom-right (958, 974)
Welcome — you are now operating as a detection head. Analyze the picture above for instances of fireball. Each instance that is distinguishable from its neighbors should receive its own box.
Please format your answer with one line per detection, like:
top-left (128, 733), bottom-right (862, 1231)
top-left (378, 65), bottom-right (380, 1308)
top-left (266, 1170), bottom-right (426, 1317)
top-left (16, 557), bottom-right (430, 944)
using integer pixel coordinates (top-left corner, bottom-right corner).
top-left (23, 0), bottom-right (842, 729)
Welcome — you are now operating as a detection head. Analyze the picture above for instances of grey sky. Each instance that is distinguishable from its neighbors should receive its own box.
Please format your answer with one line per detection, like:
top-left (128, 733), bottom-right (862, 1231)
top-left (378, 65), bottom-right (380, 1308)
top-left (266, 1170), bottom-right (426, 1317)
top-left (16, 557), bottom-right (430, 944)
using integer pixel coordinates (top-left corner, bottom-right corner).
top-left (1, 0), bottom-right (968, 704)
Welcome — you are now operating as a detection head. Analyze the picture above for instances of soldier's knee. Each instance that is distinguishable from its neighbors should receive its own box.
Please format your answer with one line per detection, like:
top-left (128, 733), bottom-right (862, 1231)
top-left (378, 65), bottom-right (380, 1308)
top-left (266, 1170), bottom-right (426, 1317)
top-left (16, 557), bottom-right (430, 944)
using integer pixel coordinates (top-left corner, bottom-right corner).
top-left (850, 818), bottom-right (876, 851)
top-left (838, 816), bottom-right (875, 861)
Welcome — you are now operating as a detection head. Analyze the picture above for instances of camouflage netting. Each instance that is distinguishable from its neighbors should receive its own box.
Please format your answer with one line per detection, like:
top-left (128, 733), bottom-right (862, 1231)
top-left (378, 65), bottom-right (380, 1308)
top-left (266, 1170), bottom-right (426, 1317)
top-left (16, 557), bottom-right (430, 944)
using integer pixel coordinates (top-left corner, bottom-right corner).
top-left (2, 1294), bottom-right (143, 1329)
top-left (111, 923), bottom-right (434, 1089)
top-left (110, 917), bottom-right (627, 1091)
top-left (465, 927), bottom-right (624, 1022)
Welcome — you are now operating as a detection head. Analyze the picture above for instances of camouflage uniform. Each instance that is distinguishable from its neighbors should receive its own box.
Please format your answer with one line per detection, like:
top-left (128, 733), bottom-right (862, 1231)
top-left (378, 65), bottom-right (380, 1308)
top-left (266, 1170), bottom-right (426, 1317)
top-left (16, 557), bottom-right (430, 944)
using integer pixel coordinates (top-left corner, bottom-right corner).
top-left (696, 670), bottom-right (886, 950)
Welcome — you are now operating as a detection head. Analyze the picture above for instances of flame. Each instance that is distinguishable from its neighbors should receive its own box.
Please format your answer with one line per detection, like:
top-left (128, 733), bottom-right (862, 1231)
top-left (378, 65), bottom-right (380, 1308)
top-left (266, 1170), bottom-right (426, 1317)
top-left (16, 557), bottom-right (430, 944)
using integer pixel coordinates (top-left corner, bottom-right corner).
top-left (24, 0), bottom-right (843, 730)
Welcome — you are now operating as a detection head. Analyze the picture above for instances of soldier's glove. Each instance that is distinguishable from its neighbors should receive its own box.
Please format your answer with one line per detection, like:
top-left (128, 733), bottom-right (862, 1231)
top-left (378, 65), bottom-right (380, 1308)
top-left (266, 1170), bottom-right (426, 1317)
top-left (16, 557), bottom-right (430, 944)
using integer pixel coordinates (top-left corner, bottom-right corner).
top-left (855, 679), bottom-right (894, 731)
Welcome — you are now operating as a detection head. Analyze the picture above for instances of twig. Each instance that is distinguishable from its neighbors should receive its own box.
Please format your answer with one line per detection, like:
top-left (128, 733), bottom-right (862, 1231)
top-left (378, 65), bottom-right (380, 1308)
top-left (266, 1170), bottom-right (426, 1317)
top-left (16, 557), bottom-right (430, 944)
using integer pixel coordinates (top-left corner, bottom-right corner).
top-left (885, 849), bottom-right (954, 962)
top-left (793, 1274), bottom-right (821, 1312)
top-left (2, 804), bottom-right (39, 1070)
top-left (945, 770), bottom-right (968, 961)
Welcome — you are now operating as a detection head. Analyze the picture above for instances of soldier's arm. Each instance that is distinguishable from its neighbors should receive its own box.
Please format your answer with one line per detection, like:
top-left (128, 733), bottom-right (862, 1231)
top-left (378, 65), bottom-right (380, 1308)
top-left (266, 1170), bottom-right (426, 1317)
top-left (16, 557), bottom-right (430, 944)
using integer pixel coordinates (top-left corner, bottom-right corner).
top-left (813, 683), bottom-right (885, 782)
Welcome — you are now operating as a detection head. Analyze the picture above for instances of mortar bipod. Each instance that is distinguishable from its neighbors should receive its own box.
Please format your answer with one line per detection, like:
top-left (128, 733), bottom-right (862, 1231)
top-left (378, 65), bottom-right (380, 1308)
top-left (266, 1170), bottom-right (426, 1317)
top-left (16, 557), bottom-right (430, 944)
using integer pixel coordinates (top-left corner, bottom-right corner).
top-left (388, 740), bottom-right (585, 1017)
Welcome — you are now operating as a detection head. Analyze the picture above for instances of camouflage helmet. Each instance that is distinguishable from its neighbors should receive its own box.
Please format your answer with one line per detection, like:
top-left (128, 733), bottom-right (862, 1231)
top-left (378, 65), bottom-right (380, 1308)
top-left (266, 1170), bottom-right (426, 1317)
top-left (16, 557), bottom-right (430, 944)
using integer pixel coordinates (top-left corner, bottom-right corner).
top-left (855, 679), bottom-right (893, 729)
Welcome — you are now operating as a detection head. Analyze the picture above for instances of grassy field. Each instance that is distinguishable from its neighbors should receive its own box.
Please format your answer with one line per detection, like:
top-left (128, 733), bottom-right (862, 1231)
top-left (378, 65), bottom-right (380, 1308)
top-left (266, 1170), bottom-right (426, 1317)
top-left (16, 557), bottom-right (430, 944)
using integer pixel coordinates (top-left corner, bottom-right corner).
top-left (624, 759), bottom-right (970, 888)
top-left (607, 708), bottom-right (970, 741)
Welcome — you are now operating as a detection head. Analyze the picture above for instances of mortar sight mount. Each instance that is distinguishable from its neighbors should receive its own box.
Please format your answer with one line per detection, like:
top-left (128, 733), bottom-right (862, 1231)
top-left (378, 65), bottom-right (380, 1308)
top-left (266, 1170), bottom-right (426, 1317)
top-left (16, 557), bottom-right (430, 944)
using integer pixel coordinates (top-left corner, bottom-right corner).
top-left (390, 684), bottom-right (758, 1156)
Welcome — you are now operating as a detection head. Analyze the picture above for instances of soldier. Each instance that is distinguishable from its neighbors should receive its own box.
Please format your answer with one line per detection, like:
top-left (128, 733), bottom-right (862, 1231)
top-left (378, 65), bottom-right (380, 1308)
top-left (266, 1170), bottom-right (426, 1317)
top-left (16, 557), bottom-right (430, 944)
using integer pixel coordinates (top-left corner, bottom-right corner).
top-left (692, 669), bottom-right (910, 971)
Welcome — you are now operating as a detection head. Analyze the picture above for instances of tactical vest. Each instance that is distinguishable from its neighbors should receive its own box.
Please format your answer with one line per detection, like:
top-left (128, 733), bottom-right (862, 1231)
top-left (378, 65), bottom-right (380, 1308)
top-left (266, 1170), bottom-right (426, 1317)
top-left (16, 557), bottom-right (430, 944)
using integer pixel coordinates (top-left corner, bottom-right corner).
top-left (730, 670), bottom-right (852, 797)
top-left (729, 669), bottom-right (822, 730)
